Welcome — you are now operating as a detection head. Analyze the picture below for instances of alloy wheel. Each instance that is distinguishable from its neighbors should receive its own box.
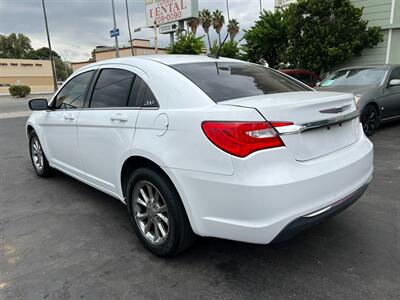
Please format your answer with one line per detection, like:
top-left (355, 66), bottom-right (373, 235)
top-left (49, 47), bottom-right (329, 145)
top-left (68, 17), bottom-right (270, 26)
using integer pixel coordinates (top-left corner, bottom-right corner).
top-left (31, 137), bottom-right (44, 172)
top-left (132, 181), bottom-right (169, 245)
top-left (362, 106), bottom-right (378, 136)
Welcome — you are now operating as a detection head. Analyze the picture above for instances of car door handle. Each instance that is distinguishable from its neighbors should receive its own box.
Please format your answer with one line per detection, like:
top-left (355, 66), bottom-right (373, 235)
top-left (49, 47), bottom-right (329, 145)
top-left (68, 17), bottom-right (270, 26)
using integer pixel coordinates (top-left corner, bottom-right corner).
top-left (63, 113), bottom-right (75, 121)
top-left (110, 113), bottom-right (128, 122)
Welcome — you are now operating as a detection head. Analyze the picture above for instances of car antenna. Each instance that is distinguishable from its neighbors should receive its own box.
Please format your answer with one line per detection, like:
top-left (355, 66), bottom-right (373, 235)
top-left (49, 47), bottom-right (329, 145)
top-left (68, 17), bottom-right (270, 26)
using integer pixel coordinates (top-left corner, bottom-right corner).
top-left (208, 33), bottom-right (229, 59)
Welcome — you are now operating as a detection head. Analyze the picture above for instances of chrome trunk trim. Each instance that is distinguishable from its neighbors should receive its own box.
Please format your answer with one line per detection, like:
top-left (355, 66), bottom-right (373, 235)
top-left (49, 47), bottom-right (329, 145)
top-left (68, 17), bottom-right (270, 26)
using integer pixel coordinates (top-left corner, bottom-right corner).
top-left (276, 110), bottom-right (359, 135)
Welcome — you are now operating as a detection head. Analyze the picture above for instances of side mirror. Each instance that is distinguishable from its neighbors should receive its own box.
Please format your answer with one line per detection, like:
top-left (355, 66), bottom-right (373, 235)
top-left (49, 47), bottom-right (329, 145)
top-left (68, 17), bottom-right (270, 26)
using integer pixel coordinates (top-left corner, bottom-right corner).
top-left (389, 79), bottom-right (400, 87)
top-left (29, 99), bottom-right (48, 111)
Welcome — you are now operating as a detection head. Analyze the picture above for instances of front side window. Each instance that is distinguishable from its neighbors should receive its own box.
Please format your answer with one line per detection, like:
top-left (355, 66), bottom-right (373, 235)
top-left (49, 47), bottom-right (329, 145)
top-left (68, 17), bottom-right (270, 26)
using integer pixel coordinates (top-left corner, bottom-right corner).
top-left (54, 71), bottom-right (94, 109)
top-left (320, 68), bottom-right (387, 87)
top-left (172, 62), bottom-right (309, 103)
top-left (90, 69), bottom-right (135, 108)
top-left (389, 68), bottom-right (400, 81)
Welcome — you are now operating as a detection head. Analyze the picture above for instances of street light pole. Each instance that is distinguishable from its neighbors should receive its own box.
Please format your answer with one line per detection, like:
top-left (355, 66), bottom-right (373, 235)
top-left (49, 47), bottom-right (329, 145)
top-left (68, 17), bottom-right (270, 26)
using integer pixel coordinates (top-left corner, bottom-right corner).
top-left (125, 0), bottom-right (134, 56)
top-left (154, 21), bottom-right (158, 54)
top-left (226, 0), bottom-right (230, 21)
top-left (41, 0), bottom-right (57, 92)
top-left (111, 0), bottom-right (120, 58)
top-left (260, 0), bottom-right (263, 14)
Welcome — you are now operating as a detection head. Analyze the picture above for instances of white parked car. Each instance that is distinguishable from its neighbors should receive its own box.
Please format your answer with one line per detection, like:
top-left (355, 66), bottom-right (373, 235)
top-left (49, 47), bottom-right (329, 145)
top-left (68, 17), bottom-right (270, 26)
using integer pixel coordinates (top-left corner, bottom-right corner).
top-left (27, 55), bottom-right (373, 256)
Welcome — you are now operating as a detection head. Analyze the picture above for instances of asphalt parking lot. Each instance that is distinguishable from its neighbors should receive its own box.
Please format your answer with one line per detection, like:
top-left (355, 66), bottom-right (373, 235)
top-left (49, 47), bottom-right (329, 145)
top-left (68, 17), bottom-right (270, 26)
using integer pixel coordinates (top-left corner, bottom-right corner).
top-left (0, 97), bottom-right (399, 299)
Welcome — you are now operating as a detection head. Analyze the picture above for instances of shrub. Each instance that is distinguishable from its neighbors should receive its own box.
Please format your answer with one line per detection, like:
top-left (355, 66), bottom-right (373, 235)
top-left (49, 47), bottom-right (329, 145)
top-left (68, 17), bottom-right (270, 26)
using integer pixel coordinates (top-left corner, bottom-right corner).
top-left (9, 85), bottom-right (31, 97)
top-left (210, 40), bottom-right (241, 59)
top-left (167, 33), bottom-right (205, 55)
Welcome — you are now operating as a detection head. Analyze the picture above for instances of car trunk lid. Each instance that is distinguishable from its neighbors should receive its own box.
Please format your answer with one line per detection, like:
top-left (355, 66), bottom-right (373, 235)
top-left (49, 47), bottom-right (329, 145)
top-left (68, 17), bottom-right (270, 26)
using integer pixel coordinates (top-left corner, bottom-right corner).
top-left (220, 91), bottom-right (361, 161)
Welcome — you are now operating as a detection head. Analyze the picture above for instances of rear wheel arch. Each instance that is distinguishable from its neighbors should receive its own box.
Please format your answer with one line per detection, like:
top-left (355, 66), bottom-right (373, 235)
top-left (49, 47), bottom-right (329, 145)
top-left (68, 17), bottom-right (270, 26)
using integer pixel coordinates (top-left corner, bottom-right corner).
top-left (120, 156), bottom-right (186, 213)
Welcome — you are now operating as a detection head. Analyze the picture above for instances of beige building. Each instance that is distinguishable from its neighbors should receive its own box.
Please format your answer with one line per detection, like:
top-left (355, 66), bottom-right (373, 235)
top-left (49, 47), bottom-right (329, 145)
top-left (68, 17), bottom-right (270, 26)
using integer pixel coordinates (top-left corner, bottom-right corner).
top-left (0, 58), bottom-right (54, 94)
top-left (71, 39), bottom-right (166, 72)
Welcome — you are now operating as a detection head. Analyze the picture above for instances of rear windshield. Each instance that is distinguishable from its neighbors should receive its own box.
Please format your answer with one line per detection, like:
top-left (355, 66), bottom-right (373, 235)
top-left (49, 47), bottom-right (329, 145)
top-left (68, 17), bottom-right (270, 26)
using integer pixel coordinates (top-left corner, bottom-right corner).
top-left (172, 62), bottom-right (310, 102)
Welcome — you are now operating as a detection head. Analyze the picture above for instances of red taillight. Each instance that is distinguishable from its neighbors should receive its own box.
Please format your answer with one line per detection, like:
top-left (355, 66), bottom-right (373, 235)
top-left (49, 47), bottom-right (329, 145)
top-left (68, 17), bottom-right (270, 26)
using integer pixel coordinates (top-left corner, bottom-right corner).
top-left (201, 121), bottom-right (293, 158)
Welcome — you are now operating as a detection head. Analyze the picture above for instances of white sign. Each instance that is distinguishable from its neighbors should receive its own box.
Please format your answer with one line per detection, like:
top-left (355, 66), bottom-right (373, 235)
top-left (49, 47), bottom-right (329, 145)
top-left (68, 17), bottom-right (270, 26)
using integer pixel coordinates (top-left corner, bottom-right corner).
top-left (159, 22), bottom-right (179, 34)
top-left (145, 0), bottom-right (199, 26)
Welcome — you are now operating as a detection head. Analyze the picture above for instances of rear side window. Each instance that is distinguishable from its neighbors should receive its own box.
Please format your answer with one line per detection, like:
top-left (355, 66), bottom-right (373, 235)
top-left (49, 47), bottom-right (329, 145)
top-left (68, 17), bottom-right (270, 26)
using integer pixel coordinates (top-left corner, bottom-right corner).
top-left (128, 76), bottom-right (159, 108)
top-left (90, 69), bottom-right (135, 108)
top-left (172, 62), bottom-right (309, 103)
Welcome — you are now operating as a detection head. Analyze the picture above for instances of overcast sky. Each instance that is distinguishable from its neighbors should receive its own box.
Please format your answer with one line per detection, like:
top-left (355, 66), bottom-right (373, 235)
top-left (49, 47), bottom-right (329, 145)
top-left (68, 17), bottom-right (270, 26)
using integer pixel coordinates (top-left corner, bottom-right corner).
top-left (0, 0), bottom-right (274, 62)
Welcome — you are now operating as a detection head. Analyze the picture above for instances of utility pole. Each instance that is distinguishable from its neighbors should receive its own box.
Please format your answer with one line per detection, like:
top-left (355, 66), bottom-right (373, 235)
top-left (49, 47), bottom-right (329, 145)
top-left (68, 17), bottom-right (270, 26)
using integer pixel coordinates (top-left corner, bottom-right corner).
top-left (111, 0), bottom-right (120, 58)
top-left (154, 21), bottom-right (158, 54)
top-left (152, 0), bottom-right (158, 54)
top-left (41, 0), bottom-right (57, 92)
top-left (226, 0), bottom-right (230, 21)
top-left (260, 0), bottom-right (263, 14)
top-left (125, 0), bottom-right (134, 56)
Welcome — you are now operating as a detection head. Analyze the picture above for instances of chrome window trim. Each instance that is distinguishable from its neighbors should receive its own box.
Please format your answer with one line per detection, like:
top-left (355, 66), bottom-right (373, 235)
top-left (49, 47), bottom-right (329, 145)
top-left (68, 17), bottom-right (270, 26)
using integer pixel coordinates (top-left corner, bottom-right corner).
top-left (277, 110), bottom-right (359, 135)
top-left (45, 106), bottom-right (159, 112)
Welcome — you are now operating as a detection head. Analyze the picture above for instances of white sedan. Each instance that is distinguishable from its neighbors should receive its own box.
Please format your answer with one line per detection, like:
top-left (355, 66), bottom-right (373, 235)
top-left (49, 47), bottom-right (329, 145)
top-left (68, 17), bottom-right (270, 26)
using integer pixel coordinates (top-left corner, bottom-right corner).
top-left (27, 55), bottom-right (373, 257)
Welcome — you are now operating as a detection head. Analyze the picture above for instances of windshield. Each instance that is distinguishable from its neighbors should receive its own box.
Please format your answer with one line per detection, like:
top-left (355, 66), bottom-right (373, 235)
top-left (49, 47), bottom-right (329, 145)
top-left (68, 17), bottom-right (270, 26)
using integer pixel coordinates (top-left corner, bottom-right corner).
top-left (172, 62), bottom-right (310, 103)
top-left (320, 68), bottom-right (387, 87)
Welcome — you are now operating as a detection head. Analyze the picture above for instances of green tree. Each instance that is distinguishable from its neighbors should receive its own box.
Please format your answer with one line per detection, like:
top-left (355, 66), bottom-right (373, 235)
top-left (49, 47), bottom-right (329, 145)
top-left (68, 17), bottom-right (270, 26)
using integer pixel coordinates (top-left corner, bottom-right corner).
top-left (54, 57), bottom-right (73, 81)
top-left (212, 10), bottom-right (225, 46)
top-left (187, 18), bottom-right (200, 35)
top-left (283, 0), bottom-right (383, 73)
top-left (0, 33), bottom-right (33, 58)
top-left (210, 40), bottom-right (240, 59)
top-left (26, 47), bottom-right (60, 60)
top-left (26, 47), bottom-right (72, 81)
top-left (227, 18), bottom-right (240, 41)
top-left (167, 33), bottom-right (205, 55)
top-left (242, 10), bottom-right (288, 68)
top-left (200, 9), bottom-right (213, 50)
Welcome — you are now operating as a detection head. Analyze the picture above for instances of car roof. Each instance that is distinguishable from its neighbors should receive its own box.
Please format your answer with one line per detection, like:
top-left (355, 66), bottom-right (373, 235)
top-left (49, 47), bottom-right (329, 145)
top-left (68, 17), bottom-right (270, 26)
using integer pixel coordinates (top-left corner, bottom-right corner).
top-left (83, 55), bottom-right (241, 69)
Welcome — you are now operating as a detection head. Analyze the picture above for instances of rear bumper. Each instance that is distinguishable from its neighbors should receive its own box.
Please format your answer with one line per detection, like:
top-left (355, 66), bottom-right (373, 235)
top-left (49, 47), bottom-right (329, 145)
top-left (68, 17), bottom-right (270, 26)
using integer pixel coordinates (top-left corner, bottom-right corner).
top-left (168, 131), bottom-right (373, 244)
top-left (272, 179), bottom-right (370, 243)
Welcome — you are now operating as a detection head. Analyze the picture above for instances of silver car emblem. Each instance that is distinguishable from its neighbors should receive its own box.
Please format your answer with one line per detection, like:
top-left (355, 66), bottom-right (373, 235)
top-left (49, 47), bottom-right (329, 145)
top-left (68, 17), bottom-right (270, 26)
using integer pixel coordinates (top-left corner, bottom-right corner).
top-left (319, 105), bottom-right (351, 114)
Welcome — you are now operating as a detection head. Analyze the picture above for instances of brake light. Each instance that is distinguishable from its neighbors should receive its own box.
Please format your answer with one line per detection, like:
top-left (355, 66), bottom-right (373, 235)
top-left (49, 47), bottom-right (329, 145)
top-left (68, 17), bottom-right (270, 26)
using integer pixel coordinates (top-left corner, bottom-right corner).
top-left (201, 121), bottom-right (293, 157)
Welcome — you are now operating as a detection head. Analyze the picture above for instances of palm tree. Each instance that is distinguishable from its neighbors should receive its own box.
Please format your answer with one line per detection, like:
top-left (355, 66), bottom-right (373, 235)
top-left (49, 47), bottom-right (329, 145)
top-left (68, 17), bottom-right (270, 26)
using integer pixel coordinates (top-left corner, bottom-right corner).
top-left (212, 9), bottom-right (225, 46)
top-left (227, 18), bottom-right (240, 41)
top-left (199, 9), bottom-right (212, 50)
top-left (187, 18), bottom-right (200, 35)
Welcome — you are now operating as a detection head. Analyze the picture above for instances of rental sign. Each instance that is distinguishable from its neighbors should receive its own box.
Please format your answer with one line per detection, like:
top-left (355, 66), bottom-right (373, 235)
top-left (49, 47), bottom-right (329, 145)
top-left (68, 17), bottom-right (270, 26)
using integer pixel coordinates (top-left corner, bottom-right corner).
top-left (145, 0), bottom-right (199, 26)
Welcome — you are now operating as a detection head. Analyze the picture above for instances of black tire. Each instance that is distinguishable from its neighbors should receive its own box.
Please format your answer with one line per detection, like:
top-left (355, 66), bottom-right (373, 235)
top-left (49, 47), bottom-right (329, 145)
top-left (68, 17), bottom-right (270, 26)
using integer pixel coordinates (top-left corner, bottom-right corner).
top-left (28, 131), bottom-right (53, 177)
top-left (361, 104), bottom-right (379, 136)
top-left (126, 167), bottom-right (195, 257)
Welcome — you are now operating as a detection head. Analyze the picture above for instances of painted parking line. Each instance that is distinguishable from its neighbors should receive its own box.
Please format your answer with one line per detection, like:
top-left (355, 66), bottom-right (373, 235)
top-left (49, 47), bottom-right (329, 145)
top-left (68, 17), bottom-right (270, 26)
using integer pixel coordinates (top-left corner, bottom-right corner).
top-left (0, 111), bottom-right (31, 120)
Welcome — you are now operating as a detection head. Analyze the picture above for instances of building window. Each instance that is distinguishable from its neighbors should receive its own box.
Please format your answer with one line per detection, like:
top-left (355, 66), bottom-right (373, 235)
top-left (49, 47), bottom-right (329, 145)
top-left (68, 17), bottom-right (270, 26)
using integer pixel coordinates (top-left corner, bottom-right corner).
top-left (10, 63), bottom-right (18, 66)
top-left (21, 63), bottom-right (34, 67)
top-left (35, 63), bottom-right (43, 67)
top-left (0, 63), bottom-right (7, 66)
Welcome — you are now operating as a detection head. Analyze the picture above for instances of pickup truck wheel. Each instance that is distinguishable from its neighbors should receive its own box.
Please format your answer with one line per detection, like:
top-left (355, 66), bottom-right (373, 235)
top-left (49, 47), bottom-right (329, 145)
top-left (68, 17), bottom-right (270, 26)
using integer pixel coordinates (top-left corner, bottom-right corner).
top-left (126, 167), bottom-right (195, 257)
